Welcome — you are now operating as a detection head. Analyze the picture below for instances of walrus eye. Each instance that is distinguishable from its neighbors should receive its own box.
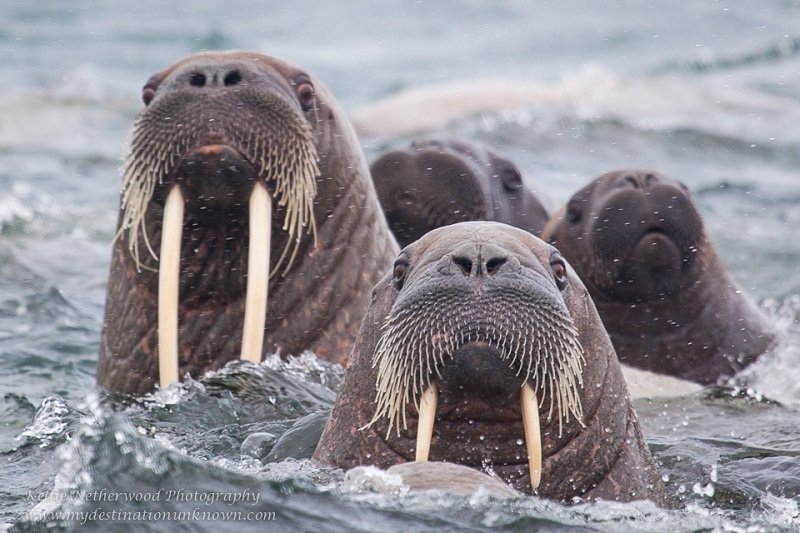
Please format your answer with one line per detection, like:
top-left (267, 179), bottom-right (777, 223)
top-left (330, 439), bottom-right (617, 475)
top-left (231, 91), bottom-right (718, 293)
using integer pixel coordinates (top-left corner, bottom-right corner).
top-left (393, 256), bottom-right (409, 290)
top-left (142, 86), bottom-right (156, 106)
top-left (566, 200), bottom-right (582, 224)
top-left (295, 78), bottom-right (315, 111)
top-left (500, 167), bottom-right (523, 191)
top-left (550, 253), bottom-right (568, 290)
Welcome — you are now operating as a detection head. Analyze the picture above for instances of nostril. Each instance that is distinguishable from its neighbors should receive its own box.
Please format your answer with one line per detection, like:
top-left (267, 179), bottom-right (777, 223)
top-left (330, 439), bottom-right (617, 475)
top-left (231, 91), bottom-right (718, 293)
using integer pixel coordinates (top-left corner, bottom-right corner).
top-left (452, 256), bottom-right (473, 275)
top-left (190, 72), bottom-right (206, 87)
top-left (224, 70), bottom-right (242, 86)
top-left (485, 257), bottom-right (507, 275)
top-left (624, 175), bottom-right (639, 188)
top-left (645, 173), bottom-right (658, 186)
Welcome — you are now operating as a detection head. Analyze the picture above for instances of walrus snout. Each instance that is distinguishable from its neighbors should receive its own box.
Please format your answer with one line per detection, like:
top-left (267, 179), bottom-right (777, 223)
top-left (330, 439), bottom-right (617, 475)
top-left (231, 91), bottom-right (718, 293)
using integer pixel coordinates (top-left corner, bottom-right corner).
top-left (170, 144), bottom-right (259, 214)
top-left (177, 65), bottom-right (246, 91)
top-left (447, 242), bottom-right (513, 277)
top-left (437, 342), bottom-right (521, 409)
top-left (547, 169), bottom-right (703, 301)
top-left (592, 172), bottom-right (703, 300)
top-left (146, 57), bottom-right (298, 107)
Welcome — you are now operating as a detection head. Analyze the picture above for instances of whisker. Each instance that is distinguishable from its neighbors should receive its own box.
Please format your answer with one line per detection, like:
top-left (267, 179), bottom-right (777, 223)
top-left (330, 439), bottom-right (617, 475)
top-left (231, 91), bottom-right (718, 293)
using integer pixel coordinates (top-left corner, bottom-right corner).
top-left (116, 93), bottom-right (320, 275)
top-left (364, 289), bottom-right (585, 438)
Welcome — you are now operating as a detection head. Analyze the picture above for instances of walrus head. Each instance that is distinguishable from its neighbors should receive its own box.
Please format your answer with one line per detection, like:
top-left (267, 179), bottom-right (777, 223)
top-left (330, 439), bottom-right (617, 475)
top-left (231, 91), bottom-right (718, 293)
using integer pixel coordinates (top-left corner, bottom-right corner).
top-left (542, 170), bottom-right (775, 383)
top-left (98, 51), bottom-right (397, 395)
top-left (370, 139), bottom-right (550, 247)
top-left (120, 53), bottom-right (320, 275)
top-left (314, 222), bottom-right (668, 503)
top-left (543, 169), bottom-right (708, 303)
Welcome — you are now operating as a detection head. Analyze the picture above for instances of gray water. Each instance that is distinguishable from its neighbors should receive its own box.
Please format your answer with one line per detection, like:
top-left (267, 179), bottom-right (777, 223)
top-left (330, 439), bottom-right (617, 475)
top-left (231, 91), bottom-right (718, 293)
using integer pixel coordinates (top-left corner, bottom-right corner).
top-left (1, 0), bottom-right (800, 530)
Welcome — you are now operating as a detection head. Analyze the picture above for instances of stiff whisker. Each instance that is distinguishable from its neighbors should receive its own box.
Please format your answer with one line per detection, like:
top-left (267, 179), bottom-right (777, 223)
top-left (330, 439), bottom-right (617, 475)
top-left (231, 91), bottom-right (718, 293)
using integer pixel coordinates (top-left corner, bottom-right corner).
top-left (365, 289), bottom-right (585, 439)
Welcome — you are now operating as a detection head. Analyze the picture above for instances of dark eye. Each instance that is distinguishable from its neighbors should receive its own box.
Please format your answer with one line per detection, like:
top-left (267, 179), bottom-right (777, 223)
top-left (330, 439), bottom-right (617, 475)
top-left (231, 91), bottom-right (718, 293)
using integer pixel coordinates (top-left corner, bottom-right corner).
top-left (566, 200), bottom-right (582, 224)
top-left (295, 78), bottom-right (315, 111)
top-left (393, 256), bottom-right (409, 290)
top-left (500, 167), bottom-right (523, 191)
top-left (550, 252), bottom-right (568, 291)
top-left (142, 85), bottom-right (156, 105)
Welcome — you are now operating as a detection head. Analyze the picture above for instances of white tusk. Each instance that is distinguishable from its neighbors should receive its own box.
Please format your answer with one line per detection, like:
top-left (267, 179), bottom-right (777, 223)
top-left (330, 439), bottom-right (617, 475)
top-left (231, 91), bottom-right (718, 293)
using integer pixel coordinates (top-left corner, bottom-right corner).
top-left (158, 186), bottom-right (184, 389)
top-left (240, 181), bottom-right (271, 363)
top-left (521, 382), bottom-right (543, 490)
top-left (415, 383), bottom-right (438, 462)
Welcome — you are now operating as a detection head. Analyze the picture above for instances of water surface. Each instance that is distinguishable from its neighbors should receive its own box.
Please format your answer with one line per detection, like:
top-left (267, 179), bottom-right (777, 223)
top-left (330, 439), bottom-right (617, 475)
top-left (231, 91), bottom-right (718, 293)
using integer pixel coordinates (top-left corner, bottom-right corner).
top-left (1, 1), bottom-right (799, 530)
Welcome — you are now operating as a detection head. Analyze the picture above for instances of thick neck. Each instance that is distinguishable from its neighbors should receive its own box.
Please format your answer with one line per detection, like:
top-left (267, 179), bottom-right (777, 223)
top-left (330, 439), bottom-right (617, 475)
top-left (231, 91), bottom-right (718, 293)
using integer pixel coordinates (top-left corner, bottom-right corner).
top-left (592, 250), bottom-right (769, 383)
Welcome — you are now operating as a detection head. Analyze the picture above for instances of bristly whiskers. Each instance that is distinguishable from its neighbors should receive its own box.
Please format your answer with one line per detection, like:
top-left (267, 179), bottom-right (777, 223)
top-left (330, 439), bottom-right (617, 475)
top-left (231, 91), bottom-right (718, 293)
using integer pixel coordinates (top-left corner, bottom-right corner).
top-left (364, 286), bottom-right (586, 438)
top-left (115, 91), bottom-right (320, 275)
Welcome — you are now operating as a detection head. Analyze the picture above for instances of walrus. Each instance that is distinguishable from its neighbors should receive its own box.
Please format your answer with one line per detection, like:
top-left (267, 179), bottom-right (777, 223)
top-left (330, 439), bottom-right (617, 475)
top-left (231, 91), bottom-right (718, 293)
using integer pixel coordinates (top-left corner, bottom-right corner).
top-left (96, 51), bottom-right (398, 395)
top-left (314, 221), bottom-right (669, 505)
top-left (370, 138), bottom-right (551, 247)
top-left (543, 169), bottom-right (776, 384)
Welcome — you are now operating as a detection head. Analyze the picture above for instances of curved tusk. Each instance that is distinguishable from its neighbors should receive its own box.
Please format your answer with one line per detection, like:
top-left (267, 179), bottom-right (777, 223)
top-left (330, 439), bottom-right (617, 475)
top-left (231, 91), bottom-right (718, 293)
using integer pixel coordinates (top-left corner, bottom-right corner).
top-left (415, 383), bottom-right (438, 462)
top-left (158, 185), bottom-right (184, 389)
top-left (521, 382), bottom-right (542, 490)
top-left (240, 181), bottom-right (271, 363)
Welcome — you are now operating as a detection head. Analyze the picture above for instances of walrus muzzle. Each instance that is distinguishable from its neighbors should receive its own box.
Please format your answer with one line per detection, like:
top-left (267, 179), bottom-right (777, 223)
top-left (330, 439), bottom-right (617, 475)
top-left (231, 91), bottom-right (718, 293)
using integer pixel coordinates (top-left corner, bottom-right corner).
top-left (364, 274), bottom-right (586, 490)
top-left (116, 88), bottom-right (320, 388)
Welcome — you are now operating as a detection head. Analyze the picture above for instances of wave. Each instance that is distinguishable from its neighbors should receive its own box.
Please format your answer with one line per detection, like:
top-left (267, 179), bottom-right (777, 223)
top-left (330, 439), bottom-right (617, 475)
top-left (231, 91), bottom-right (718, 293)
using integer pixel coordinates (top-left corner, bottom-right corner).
top-left (654, 35), bottom-right (800, 74)
top-left (350, 64), bottom-right (800, 149)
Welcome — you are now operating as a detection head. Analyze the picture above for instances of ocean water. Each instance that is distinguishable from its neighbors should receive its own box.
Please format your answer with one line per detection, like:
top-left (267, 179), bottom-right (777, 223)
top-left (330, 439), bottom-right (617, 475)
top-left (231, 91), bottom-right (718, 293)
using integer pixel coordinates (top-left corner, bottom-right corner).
top-left (1, 0), bottom-right (799, 530)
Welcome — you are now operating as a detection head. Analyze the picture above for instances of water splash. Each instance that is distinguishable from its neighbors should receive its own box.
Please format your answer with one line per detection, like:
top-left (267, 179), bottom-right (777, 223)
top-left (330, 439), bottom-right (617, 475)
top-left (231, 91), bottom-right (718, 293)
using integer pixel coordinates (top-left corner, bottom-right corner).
top-left (17, 396), bottom-right (72, 449)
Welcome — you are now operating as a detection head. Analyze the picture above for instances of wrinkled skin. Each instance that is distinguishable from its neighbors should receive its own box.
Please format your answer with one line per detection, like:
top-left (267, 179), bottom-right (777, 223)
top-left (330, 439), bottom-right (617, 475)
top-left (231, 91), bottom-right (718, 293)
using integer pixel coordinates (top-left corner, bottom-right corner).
top-left (97, 51), bottom-right (398, 395)
top-left (314, 222), bottom-right (669, 505)
top-left (543, 169), bottom-right (776, 384)
top-left (370, 138), bottom-right (551, 246)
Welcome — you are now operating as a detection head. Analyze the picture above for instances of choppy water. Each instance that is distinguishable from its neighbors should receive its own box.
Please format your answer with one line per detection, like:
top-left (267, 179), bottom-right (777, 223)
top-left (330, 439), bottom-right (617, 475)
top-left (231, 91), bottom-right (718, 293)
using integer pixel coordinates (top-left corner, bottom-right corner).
top-left (1, 0), bottom-right (799, 530)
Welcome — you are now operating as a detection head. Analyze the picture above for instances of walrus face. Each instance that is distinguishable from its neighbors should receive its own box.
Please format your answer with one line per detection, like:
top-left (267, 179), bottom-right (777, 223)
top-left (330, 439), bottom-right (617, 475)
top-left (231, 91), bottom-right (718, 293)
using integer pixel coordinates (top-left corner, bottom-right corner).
top-left (120, 51), bottom-right (321, 273)
top-left (370, 139), bottom-right (549, 247)
top-left (359, 222), bottom-right (613, 493)
top-left (546, 170), bottom-right (706, 303)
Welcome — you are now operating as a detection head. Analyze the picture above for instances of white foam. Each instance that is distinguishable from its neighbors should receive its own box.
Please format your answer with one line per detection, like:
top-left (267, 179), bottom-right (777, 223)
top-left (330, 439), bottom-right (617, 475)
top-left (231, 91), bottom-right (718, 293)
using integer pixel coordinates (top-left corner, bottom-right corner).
top-left (341, 465), bottom-right (409, 496)
top-left (0, 190), bottom-right (35, 231)
top-left (17, 396), bottom-right (69, 448)
top-left (622, 365), bottom-right (703, 400)
top-left (735, 297), bottom-right (800, 407)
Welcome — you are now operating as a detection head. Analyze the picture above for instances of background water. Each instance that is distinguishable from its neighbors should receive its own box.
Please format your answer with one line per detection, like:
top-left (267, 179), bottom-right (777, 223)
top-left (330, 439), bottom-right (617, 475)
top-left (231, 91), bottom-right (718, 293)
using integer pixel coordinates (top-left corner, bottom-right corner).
top-left (1, 0), bottom-right (799, 530)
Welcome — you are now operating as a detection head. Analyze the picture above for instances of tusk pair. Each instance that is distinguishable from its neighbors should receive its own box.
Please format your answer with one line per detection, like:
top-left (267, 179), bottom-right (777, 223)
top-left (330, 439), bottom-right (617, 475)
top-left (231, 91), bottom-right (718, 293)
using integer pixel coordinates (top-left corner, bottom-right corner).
top-left (414, 382), bottom-right (542, 490)
top-left (157, 182), bottom-right (272, 389)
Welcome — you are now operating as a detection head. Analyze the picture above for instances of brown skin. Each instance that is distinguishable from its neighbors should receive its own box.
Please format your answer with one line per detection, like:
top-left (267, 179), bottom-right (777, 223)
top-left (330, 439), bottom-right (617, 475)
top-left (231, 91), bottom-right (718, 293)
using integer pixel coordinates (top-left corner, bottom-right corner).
top-left (314, 222), bottom-right (669, 505)
top-left (543, 169), bottom-right (776, 384)
top-left (370, 139), bottom-right (551, 247)
top-left (97, 51), bottom-right (398, 395)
